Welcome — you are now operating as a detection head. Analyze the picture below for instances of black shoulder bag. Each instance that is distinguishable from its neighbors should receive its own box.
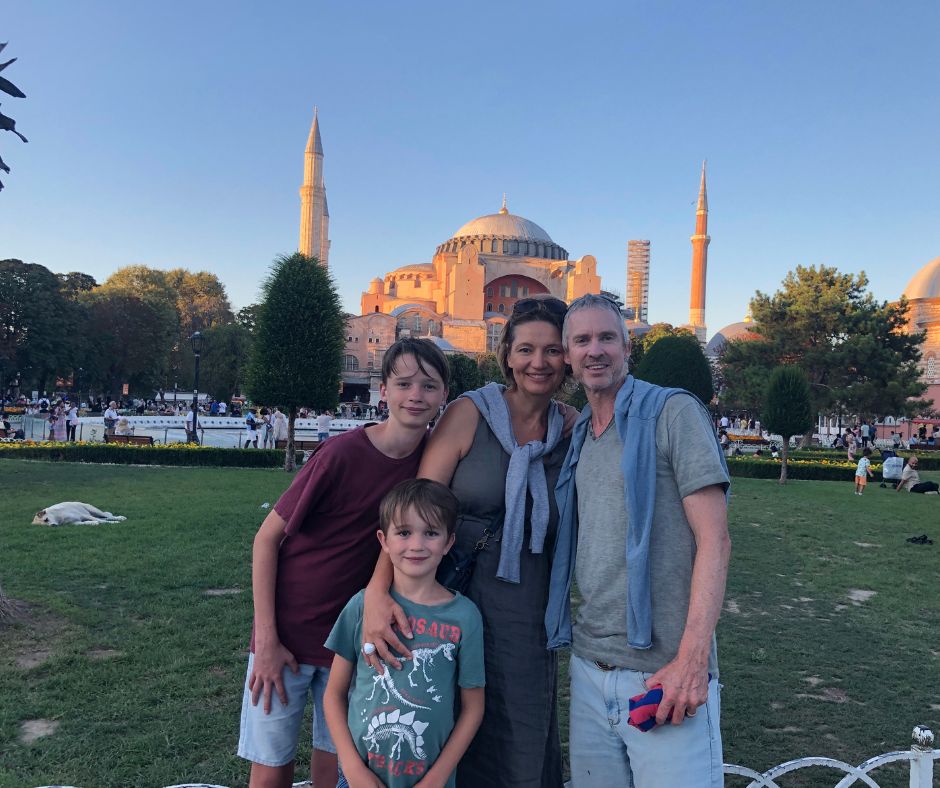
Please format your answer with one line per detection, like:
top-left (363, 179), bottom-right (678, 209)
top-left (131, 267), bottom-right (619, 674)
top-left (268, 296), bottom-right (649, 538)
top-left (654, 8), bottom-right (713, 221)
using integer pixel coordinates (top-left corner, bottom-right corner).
top-left (436, 507), bottom-right (505, 595)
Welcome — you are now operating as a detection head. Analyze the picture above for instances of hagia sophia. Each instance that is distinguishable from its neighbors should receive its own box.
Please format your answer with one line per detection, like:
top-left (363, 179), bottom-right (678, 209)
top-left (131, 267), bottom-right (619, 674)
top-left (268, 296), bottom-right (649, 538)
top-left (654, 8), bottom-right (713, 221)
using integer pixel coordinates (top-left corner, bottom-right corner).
top-left (297, 111), bottom-right (940, 409)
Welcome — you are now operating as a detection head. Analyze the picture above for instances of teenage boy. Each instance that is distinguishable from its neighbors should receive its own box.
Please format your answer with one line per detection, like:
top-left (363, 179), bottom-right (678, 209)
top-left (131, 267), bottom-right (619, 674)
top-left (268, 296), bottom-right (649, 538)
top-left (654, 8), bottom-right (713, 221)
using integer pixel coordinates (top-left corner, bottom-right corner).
top-left (324, 479), bottom-right (485, 788)
top-left (238, 338), bottom-right (450, 788)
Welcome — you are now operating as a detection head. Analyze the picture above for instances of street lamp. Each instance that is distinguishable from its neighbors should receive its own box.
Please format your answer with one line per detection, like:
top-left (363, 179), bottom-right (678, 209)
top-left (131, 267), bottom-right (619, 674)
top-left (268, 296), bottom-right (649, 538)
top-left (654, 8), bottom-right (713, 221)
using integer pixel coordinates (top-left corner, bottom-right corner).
top-left (190, 331), bottom-right (203, 444)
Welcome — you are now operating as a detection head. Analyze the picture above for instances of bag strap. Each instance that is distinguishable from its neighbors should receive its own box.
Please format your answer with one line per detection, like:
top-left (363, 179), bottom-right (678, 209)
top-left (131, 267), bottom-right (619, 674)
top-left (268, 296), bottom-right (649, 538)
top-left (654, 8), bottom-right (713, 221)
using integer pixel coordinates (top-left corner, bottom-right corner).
top-left (472, 505), bottom-right (506, 554)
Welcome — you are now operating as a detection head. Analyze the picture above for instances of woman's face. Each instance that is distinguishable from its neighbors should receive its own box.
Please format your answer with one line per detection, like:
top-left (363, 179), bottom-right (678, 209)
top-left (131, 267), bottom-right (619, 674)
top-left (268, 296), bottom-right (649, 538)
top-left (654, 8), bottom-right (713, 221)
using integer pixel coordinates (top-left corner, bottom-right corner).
top-left (506, 319), bottom-right (566, 396)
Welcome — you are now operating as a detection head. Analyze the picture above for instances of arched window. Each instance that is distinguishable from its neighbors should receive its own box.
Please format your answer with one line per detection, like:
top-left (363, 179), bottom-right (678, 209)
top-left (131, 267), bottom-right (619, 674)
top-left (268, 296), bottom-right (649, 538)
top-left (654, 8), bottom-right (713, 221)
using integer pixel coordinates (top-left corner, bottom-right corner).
top-left (374, 305), bottom-right (380, 312)
top-left (491, 239), bottom-right (498, 253)
top-left (486, 302), bottom-right (493, 312)
top-left (510, 281), bottom-right (519, 297)
top-left (414, 315), bottom-right (422, 334)
top-left (510, 241), bottom-right (519, 255)
top-left (344, 355), bottom-right (359, 371)
top-left (498, 304), bottom-right (505, 313)
top-left (927, 355), bottom-right (937, 379)
top-left (502, 240), bottom-right (509, 254)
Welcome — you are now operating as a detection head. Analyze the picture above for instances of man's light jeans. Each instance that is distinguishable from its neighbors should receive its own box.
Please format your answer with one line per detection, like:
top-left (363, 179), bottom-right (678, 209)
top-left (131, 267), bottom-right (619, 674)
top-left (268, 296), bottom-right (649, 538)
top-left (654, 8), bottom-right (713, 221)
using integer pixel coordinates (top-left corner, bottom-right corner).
top-left (569, 653), bottom-right (724, 787)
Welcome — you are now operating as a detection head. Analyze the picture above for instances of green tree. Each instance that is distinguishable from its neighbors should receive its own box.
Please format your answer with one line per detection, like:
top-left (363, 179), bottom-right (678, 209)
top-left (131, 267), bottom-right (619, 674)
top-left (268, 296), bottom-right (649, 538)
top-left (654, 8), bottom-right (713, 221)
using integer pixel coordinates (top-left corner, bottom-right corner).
top-left (246, 254), bottom-right (345, 470)
top-left (634, 334), bottom-right (714, 404)
top-left (629, 323), bottom-right (696, 370)
top-left (236, 303), bottom-right (261, 334)
top-left (199, 323), bottom-right (252, 403)
top-left (719, 265), bottom-right (929, 422)
top-left (763, 366), bottom-right (814, 483)
top-left (80, 290), bottom-right (178, 398)
top-left (57, 272), bottom-right (98, 296)
top-left (166, 269), bottom-right (234, 335)
top-left (476, 352), bottom-right (504, 385)
top-left (0, 259), bottom-right (77, 392)
top-left (447, 354), bottom-right (482, 401)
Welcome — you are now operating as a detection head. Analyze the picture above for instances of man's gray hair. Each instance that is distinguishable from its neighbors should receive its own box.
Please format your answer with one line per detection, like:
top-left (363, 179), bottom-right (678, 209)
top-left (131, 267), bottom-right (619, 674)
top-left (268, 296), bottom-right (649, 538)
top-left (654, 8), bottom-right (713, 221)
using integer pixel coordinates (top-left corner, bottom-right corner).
top-left (562, 293), bottom-right (628, 348)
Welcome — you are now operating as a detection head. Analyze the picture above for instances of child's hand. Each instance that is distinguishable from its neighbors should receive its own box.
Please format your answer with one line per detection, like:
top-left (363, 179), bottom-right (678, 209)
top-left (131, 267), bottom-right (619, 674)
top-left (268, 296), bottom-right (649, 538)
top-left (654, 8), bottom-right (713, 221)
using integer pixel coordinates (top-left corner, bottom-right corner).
top-left (345, 765), bottom-right (386, 788)
top-left (248, 641), bottom-right (299, 714)
top-left (414, 778), bottom-right (446, 788)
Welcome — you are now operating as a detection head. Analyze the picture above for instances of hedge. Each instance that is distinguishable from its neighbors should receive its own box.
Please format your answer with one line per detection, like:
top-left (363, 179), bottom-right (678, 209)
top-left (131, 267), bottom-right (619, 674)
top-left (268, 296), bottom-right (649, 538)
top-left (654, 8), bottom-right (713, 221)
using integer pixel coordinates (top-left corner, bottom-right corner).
top-left (0, 441), bottom-right (303, 468)
top-left (726, 457), bottom-right (885, 482)
top-left (788, 449), bottom-right (940, 470)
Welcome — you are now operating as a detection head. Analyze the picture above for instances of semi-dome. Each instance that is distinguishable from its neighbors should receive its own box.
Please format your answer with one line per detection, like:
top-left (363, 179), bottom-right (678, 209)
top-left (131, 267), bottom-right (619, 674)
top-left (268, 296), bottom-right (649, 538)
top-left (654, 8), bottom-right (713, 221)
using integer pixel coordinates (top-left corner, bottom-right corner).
top-left (903, 256), bottom-right (940, 301)
top-left (705, 319), bottom-right (761, 357)
top-left (451, 199), bottom-right (553, 243)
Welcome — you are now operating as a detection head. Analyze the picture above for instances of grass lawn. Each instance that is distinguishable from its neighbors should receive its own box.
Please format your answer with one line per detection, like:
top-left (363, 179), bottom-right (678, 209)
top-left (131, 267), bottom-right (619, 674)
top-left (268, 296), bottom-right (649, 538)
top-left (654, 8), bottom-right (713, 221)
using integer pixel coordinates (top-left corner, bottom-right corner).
top-left (0, 458), bottom-right (937, 787)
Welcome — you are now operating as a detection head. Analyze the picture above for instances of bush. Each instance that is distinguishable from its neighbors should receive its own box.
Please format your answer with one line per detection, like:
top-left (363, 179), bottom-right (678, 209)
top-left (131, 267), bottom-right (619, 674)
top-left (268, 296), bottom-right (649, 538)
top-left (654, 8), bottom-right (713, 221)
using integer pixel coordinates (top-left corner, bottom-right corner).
top-left (727, 456), bottom-right (883, 482)
top-left (0, 441), bottom-right (303, 468)
top-left (634, 335), bottom-right (714, 403)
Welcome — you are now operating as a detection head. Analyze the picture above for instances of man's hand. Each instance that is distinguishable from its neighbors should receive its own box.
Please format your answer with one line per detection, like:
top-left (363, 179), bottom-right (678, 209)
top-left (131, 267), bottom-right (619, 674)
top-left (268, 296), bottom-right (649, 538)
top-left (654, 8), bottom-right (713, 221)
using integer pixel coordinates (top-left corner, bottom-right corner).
top-left (248, 641), bottom-right (299, 713)
top-left (362, 584), bottom-right (413, 672)
top-left (646, 654), bottom-right (709, 726)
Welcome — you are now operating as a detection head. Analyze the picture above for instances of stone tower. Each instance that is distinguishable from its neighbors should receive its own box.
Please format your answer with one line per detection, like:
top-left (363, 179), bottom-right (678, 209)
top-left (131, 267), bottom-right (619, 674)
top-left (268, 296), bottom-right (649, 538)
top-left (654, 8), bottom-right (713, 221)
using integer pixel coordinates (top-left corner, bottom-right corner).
top-left (688, 161), bottom-right (710, 342)
top-left (298, 109), bottom-right (330, 267)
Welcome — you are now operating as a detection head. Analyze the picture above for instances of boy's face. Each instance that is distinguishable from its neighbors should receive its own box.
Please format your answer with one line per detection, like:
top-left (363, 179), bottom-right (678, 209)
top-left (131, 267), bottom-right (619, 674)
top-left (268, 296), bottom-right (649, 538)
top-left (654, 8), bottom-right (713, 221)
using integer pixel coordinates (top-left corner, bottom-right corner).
top-left (378, 505), bottom-right (455, 581)
top-left (379, 353), bottom-right (448, 430)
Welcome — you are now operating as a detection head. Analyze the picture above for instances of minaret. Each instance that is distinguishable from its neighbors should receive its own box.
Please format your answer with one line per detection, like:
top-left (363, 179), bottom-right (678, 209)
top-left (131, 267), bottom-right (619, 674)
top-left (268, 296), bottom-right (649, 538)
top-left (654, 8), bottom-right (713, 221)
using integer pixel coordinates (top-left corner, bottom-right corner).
top-left (688, 161), bottom-right (710, 342)
top-left (299, 108), bottom-right (329, 267)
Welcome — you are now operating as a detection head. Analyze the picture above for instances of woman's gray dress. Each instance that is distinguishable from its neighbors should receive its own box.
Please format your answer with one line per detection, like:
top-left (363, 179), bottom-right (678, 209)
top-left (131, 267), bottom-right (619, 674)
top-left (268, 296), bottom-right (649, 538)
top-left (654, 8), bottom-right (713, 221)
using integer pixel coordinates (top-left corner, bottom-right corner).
top-left (449, 417), bottom-right (569, 788)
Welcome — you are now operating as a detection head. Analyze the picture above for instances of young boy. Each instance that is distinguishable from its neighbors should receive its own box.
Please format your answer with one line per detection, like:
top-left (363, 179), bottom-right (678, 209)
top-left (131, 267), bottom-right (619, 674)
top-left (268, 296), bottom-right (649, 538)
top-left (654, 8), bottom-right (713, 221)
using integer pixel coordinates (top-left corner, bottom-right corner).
top-left (855, 447), bottom-right (873, 495)
top-left (324, 479), bottom-right (485, 788)
top-left (238, 338), bottom-right (450, 788)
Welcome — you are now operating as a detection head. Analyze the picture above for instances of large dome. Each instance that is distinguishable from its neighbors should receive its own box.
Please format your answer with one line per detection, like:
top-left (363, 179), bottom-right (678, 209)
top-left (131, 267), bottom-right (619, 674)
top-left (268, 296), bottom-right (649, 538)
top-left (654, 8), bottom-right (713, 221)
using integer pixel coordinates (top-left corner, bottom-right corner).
top-left (705, 318), bottom-right (761, 357)
top-left (903, 256), bottom-right (940, 301)
top-left (451, 202), bottom-right (553, 243)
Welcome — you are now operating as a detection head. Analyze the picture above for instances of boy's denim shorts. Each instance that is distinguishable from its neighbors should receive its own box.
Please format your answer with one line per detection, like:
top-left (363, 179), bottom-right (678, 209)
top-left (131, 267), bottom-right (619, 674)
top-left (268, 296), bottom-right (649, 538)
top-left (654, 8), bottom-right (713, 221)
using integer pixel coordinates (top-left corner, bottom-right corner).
top-left (237, 652), bottom-right (336, 767)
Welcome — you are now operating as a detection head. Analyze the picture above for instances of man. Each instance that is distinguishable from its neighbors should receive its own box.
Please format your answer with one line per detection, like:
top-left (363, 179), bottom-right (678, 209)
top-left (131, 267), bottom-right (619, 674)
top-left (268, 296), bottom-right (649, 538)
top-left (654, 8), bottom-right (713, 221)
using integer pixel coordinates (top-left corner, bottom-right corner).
top-left (546, 294), bottom-right (731, 788)
top-left (896, 455), bottom-right (939, 494)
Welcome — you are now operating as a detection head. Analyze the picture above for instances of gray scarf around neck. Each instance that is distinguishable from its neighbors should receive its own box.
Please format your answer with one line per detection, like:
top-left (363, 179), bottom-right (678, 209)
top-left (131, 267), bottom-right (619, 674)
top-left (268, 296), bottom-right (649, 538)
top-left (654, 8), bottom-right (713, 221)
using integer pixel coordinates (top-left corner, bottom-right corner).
top-left (459, 382), bottom-right (564, 583)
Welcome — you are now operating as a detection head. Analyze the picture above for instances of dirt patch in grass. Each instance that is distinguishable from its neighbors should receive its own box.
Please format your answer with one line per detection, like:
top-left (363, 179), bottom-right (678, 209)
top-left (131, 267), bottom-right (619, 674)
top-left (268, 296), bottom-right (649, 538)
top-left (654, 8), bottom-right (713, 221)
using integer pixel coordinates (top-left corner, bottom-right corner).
top-left (204, 587), bottom-right (243, 596)
top-left (797, 687), bottom-right (855, 704)
top-left (2, 601), bottom-right (76, 671)
top-left (87, 648), bottom-right (123, 660)
top-left (847, 589), bottom-right (876, 605)
top-left (19, 718), bottom-right (59, 744)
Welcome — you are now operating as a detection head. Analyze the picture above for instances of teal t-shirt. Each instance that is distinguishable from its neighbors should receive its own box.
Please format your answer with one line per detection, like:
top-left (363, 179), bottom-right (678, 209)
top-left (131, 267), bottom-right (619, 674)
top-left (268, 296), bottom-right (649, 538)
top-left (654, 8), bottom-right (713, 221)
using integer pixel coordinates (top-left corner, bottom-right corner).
top-left (325, 588), bottom-right (485, 788)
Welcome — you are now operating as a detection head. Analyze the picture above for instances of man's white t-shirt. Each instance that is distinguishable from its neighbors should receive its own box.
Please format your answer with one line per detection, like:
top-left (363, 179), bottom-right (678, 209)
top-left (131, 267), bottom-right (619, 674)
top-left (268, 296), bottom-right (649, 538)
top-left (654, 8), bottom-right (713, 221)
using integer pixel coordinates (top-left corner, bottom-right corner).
top-left (316, 413), bottom-right (331, 433)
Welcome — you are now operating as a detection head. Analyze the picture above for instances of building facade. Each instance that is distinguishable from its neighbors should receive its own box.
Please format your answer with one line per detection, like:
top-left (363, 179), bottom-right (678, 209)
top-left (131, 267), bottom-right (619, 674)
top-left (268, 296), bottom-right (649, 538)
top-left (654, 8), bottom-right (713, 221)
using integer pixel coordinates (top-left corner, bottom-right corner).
top-left (626, 240), bottom-right (650, 323)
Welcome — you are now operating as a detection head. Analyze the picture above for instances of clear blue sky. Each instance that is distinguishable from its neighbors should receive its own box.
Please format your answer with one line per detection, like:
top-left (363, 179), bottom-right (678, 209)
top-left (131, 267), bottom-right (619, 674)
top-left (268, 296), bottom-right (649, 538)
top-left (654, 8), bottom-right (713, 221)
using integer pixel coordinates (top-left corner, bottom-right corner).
top-left (3, 1), bottom-right (939, 338)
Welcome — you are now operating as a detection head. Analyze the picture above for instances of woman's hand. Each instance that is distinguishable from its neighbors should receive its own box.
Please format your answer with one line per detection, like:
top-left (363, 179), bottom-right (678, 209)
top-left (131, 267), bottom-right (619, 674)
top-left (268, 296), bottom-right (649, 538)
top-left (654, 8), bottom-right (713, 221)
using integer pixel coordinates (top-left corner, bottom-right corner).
top-left (362, 582), bottom-right (413, 672)
top-left (556, 401), bottom-right (580, 437)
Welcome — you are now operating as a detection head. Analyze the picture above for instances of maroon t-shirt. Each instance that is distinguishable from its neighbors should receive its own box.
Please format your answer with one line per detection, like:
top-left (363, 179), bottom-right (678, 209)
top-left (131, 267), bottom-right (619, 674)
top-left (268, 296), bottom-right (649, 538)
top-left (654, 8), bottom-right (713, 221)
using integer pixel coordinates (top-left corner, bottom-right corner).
top-left (250, 427), bottom-right (426, 667)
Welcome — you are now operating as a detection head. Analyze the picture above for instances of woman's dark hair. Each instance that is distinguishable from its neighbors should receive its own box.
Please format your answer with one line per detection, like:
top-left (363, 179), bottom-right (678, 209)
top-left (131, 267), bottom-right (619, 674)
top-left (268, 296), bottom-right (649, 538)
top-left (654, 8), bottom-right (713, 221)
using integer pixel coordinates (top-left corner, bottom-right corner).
top-left (496, 296), bottom-right (568, 387)
top-left (381, 337), bottom-right (450, 388)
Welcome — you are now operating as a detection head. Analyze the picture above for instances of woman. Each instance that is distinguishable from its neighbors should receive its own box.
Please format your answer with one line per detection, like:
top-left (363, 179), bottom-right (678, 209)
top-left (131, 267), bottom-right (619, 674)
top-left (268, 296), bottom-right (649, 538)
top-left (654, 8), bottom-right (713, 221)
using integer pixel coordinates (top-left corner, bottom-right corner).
top-left (363, 296), bottom-right (573, 787)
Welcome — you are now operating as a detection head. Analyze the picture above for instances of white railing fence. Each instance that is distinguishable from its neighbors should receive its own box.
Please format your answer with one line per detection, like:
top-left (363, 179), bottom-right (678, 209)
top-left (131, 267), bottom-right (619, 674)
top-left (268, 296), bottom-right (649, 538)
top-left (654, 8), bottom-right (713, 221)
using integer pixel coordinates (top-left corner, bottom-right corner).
top-left (32, 726), bottom-right (938, 788)
top-left (724, 726), bottom-right (937, 788)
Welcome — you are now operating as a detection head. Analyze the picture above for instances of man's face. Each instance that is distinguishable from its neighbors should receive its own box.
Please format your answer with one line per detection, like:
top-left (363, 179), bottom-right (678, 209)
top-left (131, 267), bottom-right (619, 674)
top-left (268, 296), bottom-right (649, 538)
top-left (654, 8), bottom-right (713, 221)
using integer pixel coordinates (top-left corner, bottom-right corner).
top-left (564, 307), bottom-right (630, 395)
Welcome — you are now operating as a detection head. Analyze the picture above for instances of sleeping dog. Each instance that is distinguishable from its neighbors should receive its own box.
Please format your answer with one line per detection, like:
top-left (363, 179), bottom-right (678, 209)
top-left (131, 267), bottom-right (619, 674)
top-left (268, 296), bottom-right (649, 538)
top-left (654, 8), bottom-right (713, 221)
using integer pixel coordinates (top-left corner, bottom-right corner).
top-left (32, 502), bottom-right (126, 526)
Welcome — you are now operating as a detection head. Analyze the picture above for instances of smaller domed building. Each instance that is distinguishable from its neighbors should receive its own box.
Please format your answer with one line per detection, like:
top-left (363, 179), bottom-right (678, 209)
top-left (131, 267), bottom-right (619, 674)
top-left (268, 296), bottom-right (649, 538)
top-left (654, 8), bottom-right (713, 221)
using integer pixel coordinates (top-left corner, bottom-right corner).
top-left (901, 255), bottom-right (940, 406)
top-left (704, 315), bottom-right (761, 358)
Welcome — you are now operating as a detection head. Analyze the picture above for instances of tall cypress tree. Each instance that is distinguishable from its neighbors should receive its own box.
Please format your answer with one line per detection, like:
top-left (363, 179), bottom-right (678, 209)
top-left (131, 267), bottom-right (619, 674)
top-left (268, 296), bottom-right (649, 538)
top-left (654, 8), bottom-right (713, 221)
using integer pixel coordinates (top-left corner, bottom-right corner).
top-left (763, 366), bottom-right (813, 484)
top-left (246, 253), bottom-right (345, 470)
top-left (634, 334), bottom-right (714, 404)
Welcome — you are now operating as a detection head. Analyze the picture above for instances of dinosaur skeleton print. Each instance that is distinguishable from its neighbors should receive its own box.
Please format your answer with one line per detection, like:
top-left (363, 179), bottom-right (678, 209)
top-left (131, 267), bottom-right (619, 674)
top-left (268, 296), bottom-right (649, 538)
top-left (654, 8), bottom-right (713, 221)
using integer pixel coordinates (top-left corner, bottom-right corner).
top-left (326, 589), bottom-right (485, 787)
